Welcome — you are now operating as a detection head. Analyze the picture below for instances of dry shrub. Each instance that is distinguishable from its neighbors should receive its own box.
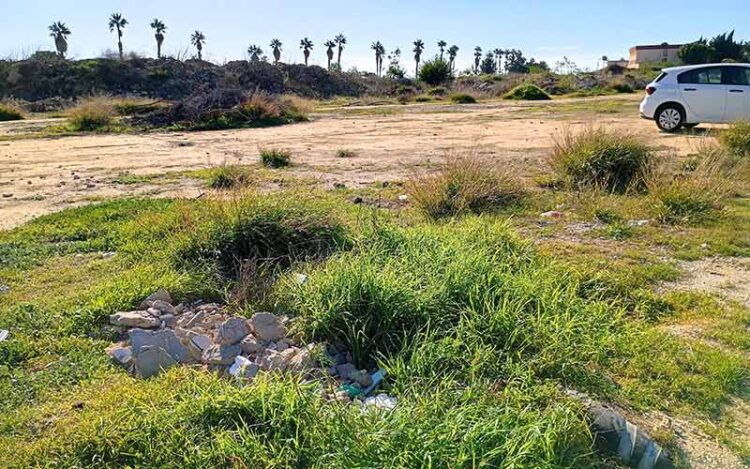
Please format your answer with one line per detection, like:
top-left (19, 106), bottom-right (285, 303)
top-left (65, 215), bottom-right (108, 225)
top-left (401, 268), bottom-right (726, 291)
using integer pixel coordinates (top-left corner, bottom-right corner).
top-left (550, 126), bottom-right (654, 193)
top-left (280, 94), bottom-right (316, 118)
top-left (260, 148), bottom-right (292, 168)
top-left (67, 97), bottom-right (115, 131)
top-left (0, 102), bottom-right (24, 121)
top-left (406, 154), bottom-right (525, 218)
top-left (240, 90), bottom-right (283, 120)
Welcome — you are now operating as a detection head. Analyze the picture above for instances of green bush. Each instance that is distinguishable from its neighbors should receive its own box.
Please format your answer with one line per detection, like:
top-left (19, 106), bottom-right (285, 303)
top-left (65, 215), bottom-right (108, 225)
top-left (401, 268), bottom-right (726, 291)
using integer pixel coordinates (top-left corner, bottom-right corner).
top-left (260, 148), bottom-right (292, 168)
top-left (206, 165), bottom-right (253, 189)
top-left (418, 57), bottom-right (452, 86)
top-left (503, 84), bottom-right (551, 101)
top-left (405, 155), bottom-right (525, 218)
top-left (0, 103), bottom-right (24, 121)
top-left (550, 127), bottom-right (654, 193)
top-left (719, 121), bottom-right (750, 158)
top-left (449, 93), bottom-right (477, 104)
top-left (427, 86), bottom-right (448, 96)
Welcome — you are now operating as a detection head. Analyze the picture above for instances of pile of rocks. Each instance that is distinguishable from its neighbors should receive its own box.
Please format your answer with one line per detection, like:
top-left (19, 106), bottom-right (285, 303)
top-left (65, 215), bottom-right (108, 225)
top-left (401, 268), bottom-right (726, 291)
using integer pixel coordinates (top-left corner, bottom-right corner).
top-left (106, 290), bottom-right (381, 404)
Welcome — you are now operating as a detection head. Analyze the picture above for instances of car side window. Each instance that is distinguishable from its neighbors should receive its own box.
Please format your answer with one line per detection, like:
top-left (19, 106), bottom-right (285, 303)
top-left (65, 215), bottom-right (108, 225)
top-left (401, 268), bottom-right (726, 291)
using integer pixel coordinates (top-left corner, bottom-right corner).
top-left (723, 67), bottom-right (749, 86)
top-left (678, 67), bottom-right (723, 85)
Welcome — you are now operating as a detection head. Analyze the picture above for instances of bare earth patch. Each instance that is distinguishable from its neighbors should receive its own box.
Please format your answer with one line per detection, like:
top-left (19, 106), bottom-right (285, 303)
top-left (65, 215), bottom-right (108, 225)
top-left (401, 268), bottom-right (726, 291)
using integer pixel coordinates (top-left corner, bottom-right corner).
top-left (0, 95), bottom-right (716, 230)
top-left (667, 257), bottom-right (750, 309)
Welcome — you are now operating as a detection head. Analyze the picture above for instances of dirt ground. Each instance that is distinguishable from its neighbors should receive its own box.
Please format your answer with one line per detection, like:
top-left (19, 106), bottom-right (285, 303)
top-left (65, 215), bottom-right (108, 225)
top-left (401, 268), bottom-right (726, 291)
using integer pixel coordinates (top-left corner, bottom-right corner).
top-left (0, 95), bottom-right (717, 230)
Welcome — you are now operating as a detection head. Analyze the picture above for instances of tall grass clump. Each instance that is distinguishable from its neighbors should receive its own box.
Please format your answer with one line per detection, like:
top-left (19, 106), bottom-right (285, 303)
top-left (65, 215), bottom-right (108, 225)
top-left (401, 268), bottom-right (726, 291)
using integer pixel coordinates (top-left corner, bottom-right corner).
top-left (449, 93), bottom-right (477, 104)
top-left (0, 102), bottom-right (24, 121)
top-left (719, 121), bottom-right (750, 158)
top-left (405, 155), bottom-right (525, 218)
top-left (67, 97), bottom-right (115, 131)
top-left (550, 127), bottom-right (654, 193)
top-left (646, 150), bottom-right (734, 224)
top-left (206, 165), bottom-right (253, 189)
top-left (504, 83), bottom-right (551, 101)
top-left (260, 148), bottom-right (292, 168)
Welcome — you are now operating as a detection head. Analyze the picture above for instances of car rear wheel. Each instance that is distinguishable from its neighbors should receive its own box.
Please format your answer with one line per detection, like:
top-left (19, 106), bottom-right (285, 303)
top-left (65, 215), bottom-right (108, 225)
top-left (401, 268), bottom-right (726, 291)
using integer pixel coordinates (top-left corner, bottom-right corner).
top-left (656, 105), bottom-right (684, 132)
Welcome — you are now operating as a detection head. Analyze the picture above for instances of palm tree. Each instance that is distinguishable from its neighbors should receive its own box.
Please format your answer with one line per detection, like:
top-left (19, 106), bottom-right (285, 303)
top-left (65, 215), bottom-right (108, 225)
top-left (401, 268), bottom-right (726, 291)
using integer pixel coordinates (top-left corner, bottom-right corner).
top-left (334, 34), bottom-right (347, 68)
top-left (413, 39), bottom-right (425, 76)
top-left (448, 45), bottom-right (459, 74)
top-left (191, 31), bottom-right (206, 60)
top-left (437, 40), bottom-right (447, 60)
top-left (324, 40), bottom-right (336, 70)
top-left (473, 46), bottom-right (482, 73)
top-left (371, 41), bottom-right (385, 76)
top-left (247, 44), bottom-right (263, 62)
top-left (108, 13), bottom-right (128, 60)
top-left (493, 49), bottom-right (503, 74)
top-left (48, 22), bottom-right (71, 58)
top-left (150, 19), bottom-right (167, 59)
top-left (270, 39), bottom-right (283, 64)
top-left (300, 38), bottom-right (313, 66)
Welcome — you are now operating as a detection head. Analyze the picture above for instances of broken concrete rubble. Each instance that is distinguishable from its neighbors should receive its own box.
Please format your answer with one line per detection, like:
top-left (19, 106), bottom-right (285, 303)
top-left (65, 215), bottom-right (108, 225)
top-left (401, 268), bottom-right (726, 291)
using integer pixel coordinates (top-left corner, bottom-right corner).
top-left (107, 290), bottom-right (377, 395)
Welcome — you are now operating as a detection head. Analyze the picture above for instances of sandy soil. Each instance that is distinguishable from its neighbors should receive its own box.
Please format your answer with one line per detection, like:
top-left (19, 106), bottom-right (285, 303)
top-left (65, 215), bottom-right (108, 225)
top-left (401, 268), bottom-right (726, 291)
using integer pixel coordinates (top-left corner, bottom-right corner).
top-left (0, 95), bottom-right (715, 230)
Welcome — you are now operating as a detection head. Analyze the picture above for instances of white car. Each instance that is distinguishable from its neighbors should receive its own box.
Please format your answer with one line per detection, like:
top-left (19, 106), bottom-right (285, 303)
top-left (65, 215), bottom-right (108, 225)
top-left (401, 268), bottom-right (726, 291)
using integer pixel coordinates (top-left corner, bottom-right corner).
top-left (640, 63), bottom-right (750, 132)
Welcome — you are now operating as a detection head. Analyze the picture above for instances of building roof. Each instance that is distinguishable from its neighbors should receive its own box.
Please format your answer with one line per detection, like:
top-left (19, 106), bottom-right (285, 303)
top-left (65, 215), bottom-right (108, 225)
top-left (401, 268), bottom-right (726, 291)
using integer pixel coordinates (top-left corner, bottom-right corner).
top-left (631, 44), bottom-right (684, 51)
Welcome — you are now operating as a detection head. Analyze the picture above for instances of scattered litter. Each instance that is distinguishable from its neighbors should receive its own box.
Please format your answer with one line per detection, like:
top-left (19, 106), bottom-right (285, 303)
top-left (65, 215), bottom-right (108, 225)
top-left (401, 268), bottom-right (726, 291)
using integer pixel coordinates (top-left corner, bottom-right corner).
top-left (627, 220), bottom-right (650, 228)
top-left (294, 273), bottom-right (308, 285)
top-left (701, 243), bottom-right (710, 250)
top-left (0, 330), bottom-right (9, 342)
top-left (540, 210), bottom-right (563, 218)
top-left (363, 369), bottom-right (386, 395)
top-left (0, 284), bottom-right (9, 294)
top-left (363, 394), bottom-right (397, 411)
top-left (398, 195), bottom-right (408, 202)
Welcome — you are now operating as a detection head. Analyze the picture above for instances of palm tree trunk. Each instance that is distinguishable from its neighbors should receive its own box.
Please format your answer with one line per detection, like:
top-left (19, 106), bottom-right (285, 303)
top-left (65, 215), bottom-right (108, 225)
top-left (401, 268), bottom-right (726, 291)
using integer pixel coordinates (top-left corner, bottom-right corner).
top-left (337, 48), bottom-right (342, 67)
top-left (157, 42), bottom-right (162, 59)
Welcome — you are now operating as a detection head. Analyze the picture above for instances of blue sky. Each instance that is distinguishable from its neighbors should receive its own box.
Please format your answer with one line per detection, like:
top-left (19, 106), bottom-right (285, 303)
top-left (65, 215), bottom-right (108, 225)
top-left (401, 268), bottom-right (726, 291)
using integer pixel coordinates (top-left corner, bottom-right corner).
top-left (1, 0), bottom-right (747, 73)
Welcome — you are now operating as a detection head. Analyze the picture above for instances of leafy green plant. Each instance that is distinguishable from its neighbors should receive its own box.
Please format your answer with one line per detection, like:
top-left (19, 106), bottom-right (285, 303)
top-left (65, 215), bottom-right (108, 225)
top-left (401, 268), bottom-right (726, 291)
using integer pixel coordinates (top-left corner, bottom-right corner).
top-left (418, 57), bottom-right (452, 86)
top-left (206, 165), bottom-right (252, 189)
top-left (260, 148), bottom-right (292, 168)
top-left (449, 93), bottom-right (477, 104)
top-left (550, 127), bottom-right (654, 193)
top-left (503, 84), bottom-right (551, 101)
top-left (405, 155), bottom-right (525, 218)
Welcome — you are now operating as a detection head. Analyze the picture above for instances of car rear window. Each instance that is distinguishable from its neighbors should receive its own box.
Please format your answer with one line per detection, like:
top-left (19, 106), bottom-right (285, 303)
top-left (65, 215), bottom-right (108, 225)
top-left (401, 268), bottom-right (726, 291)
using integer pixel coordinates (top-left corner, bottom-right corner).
top-left (678, 67), bottom-right (723, 85)
top-left (723, 67), bottom-right (749, 85)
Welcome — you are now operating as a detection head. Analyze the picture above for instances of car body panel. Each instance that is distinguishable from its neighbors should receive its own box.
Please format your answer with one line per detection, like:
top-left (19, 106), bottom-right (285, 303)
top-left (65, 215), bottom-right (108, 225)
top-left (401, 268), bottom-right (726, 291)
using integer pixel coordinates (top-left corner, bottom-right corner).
top-left (639, 63), bottom-right (750, 127)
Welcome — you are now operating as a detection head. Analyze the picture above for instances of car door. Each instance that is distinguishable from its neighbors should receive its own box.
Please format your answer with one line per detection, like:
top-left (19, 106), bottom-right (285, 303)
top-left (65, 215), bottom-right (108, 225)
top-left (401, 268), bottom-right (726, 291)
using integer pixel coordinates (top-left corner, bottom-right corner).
top-left (677, 67), bottom-right (727, 122)
top-left (722, 66), bottom-right (750, 121)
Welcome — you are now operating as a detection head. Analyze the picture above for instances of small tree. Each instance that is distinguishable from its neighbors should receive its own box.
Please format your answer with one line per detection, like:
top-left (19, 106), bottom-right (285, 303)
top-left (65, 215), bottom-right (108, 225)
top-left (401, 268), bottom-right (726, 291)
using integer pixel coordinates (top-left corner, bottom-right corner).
top-left (419, 57), bottom-right (452, 85)
top-left (678, 40), bottom-right (713, 65)
top-left (191, 31), bottom-right (206, 60)
top-left (108, 13), bottom-right (128, 60)
top-left (325, 40), bottom-right (336, 70)
top-left (371, 41), bottom-right (385, 76)
top-left (386, 48), bottom-right (406, 79)
top-left (493, 48), bottom-right (504, 74)
top-left (247, 44), bottom-right (263, 62)
top-left (480, 52), bottom-right (497, 74)
top-left (334, 34), bottom-right (347, 68)
top-left (413, 39), bottom-right (425, 76)
top-left (473, 46), bottom-right (482, 73)
top-left (710, 31), bottom-right (744, 62)
top-left (270, 39), bottom-right (283, 64)
top-left (448, 45), bottom-right (459, 74)
top-left (150, 19), bottom-right (167, 59)
top-left (300, 37), bottom-right (313, 66)
top-left (437, 40), bottom-right (447, 60)
top-left (504, 49), bottom-right (529, 73)
top-left (48, 22), bottom-right (71, 58)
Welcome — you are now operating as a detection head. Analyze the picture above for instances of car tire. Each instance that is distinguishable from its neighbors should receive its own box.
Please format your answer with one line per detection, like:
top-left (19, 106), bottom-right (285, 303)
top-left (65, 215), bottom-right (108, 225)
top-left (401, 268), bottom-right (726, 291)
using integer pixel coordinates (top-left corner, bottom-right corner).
top-left (655, 105), bottom-right (684, 133)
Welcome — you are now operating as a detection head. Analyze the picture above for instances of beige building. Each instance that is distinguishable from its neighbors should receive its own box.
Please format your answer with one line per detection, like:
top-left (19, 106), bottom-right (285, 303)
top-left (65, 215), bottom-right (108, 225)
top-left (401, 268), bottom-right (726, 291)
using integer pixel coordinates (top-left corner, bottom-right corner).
top-left (628, 44), bottom-right (683, 69)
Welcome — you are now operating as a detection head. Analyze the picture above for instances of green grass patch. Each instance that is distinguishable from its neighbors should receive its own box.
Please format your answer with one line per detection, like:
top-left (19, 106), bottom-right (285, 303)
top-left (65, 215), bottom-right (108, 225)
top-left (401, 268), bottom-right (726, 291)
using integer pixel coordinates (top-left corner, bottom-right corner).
top-left (449, 93), bottom-right (477, 104)
top-left (260, 148), bottom-right (292, 168)
top-left (0, 103), bottom-right (24, 121)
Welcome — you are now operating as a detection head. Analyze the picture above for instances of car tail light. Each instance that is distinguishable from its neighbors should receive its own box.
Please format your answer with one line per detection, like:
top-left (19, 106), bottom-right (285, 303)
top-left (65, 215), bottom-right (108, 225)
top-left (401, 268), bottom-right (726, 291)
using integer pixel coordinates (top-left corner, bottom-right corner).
top-left (646, 86), bottom-right (656, 96)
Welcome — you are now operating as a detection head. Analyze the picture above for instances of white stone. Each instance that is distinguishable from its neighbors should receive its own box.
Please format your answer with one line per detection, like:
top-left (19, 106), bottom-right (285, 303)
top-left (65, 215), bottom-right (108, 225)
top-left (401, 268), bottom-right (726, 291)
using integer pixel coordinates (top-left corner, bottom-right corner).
top-left (110, 311), bottom-right (161, 329)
